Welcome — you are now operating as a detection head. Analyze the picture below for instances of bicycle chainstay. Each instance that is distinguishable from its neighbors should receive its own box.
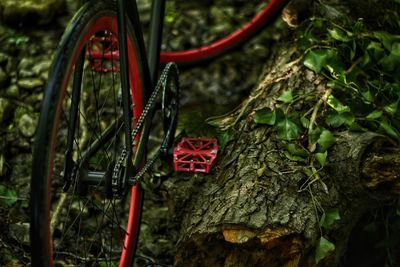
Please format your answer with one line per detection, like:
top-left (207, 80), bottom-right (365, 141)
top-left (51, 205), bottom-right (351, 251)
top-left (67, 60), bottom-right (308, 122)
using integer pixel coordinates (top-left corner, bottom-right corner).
top-left (112, 62), bottom-right (179, 194)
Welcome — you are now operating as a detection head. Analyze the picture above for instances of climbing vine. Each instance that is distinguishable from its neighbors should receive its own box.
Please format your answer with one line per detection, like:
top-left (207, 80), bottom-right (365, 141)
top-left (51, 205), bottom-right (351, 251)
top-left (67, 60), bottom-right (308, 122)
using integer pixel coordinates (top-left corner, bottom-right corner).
top-left (253, 16), bottom-right (400, 263)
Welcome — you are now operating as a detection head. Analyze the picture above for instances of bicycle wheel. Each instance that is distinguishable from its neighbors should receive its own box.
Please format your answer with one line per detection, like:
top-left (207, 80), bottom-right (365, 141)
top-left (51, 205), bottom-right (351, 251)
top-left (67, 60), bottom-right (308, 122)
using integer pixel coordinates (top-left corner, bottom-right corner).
top-left (30, 1), bottom-right (146, 266)
top-left (159, 0), bottom-right (289, 65)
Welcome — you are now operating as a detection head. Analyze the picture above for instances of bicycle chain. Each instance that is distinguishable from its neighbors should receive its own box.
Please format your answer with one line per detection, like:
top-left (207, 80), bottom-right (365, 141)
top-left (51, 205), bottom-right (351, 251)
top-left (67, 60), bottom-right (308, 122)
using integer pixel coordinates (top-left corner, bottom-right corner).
top-left (112, 62), bottom-right (178, 193)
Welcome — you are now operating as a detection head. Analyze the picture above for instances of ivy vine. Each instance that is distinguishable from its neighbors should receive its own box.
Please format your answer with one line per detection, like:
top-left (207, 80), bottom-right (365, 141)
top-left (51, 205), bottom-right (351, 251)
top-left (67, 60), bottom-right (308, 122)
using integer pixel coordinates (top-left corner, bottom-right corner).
top-left (253, 16), bottom-right (400, 263)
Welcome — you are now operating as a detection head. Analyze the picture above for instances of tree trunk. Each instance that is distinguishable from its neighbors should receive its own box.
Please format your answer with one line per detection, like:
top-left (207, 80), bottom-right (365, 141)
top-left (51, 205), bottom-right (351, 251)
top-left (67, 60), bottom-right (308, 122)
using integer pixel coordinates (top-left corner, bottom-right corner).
top-left (163, 0), bottom-right (400, 266)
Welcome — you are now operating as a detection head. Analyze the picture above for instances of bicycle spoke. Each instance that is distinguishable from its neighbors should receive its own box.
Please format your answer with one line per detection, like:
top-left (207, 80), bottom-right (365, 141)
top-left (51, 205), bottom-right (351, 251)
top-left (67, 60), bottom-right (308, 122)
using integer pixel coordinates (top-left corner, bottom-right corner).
top-left (31, 5), bottom-right (145, 265)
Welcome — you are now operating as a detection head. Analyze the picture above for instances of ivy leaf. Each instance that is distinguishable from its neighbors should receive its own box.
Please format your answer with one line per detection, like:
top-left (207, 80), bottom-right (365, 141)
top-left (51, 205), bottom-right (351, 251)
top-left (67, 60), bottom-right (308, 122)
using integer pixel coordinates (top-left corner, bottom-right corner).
top-left (309, 127), bottom-right (322, 146)
top-left (326, 55), bottom-right (345, 75)
top-left (361, 90), bottom-right (374, 103)
top-left (366, 41), bottom-right (385, 61)
top-left (379, 119), bottom-right (400, 141)
top-left (328, 27), bottom-right (352, 42)
top-left (283, 151), bottom-right (307, 163)
top-left (254, 108), bottom-right (276, 125)
top-left (392, 42), bottom-right (400, 56)
top-left (287, 143), bottom-right (308, 157)
top-left (325, 111), bottom-right (355, 128)
top-left (366, 110), bottom-right (383, 120)
top-left (373, 31), bottom-right (400, 51)
top-left (303, 49), bottom-right (332, 73)
top-left (317, 130), bottom-right (336, 152)
top-left (0, 184), bottom-right (18, 207)
top-left (381, 53), bottom-right (400, 72)
top-left (315, 236), bottom-right (335, 263)
top-left (303, 49), bottom-right (345, 74)
top-left (327, 95), bottom-right (350, 113)
top-left (384, 101), bottom-right (398, 115)
top-left (300, 116), bottom-right (310, 128)
top-left (373, 31), bottom-right (392, 51)
top-left (217, 128), bottom-right (235, 147)
top-left (320, 208), bottom-right (341, 229)
top-left (277, 91), bottom-right (293, 103)
top-left (315, 151), bottom-right (328, 167)
top-left (348, 121), bottom-right (368, 132)
top-left (350, 39), bottom-right (357, 60)
top-left (352, 18), bottom-right (364, 33)
top-left (275, 118), bottom-right (301, 141)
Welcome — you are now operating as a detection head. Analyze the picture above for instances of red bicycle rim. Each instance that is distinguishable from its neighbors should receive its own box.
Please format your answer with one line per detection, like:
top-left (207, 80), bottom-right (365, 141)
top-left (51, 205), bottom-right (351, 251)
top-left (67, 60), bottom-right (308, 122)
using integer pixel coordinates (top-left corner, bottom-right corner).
top-left (54, 16), bottom-right (144, 267)
top-left (159, 0), bottom-right (288, 65)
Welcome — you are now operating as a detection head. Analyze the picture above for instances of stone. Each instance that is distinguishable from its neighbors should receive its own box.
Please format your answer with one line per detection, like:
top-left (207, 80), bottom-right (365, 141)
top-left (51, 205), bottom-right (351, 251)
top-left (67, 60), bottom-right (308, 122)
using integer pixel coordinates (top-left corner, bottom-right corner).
top-left (32, 59), bottom-right (52, 76)
top-left (5, 85), bottom-right (19, 98)
top-left (17, 113), bottom-right (37, 138)
top-left (17, 78), bottom-right (43, 90)
top-left (18, 69), bottom-right (35, 78)
top-left (0, 52), bottom-right (9, 66)
top-left (18, 58), bottom-right (34, 70)
top-left (0, 67), bottom-right (8, 88)
top-left (0, 0), bottom-right (67, 25)
top-left (0, 97), bottom-right (13, 124)
top-left (9, 222), bottom-right (30, 245)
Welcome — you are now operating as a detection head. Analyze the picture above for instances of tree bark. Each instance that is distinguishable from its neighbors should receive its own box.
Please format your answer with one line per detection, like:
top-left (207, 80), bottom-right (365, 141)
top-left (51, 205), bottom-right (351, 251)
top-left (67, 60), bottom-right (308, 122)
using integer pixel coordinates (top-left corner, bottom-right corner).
top-left (163, 1), bottom-right (400, 266)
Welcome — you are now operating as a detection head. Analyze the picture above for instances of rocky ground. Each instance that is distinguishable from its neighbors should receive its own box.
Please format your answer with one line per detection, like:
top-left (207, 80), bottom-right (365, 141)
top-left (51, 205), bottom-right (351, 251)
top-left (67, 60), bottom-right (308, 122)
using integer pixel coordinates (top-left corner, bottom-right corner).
top-left (0, 0), bottom-right (283, 266)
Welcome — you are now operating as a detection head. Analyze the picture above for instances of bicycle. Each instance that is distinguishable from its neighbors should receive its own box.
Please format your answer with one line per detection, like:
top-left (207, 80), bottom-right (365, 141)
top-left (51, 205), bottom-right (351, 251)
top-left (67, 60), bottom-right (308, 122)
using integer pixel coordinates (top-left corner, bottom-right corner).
top-left (29, 0), bottom-right (289, 266)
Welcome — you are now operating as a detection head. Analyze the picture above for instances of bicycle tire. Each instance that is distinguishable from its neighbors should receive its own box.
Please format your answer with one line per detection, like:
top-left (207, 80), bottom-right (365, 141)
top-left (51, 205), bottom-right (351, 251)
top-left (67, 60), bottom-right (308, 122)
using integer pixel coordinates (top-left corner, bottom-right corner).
top-left (159, 0), bottom-right (289, 65)
top-left (30, 1), bottom-right (145, 266)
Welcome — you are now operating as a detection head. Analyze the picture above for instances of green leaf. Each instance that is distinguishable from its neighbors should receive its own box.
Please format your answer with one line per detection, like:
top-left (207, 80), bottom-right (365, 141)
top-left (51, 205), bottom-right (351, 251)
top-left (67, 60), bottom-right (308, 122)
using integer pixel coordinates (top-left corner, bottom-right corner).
top-left (317, 130), bottom-right (336, 151)
top-left (327, 95), bottom-right (350, 113)
top-left (303, 49), bottom-right (344, 74)
top-left (277, 91), bottom-right (293, 103)
top-left (315, 151), bottom-right (328, 167)
top-left (283, 151), bottom-right (307, 163)
top-left (303, 49), bottom-right (331, 73)
top-left (348, 121), bottom-right (368, 132)
top-left (328, 27), bottom-right (352, 42)
top-left (325, 111), bottom-right (355, 128)
top-left (275, 118), bottom-right (301, 141)
top-left (361, 90), bottom-right (374, 103)
top-left (352, 18), bottom-right (364, 33)
top-left (287, 143), bottom-right (308, 157)
top-left (254, 108), bottom-right (276, 125)
top-left (0, 184), bottom-right (18, 207)
top-left (320, 208), bottom-right (341, 229)
top-left (217, 128), bottom-right (235, 147)
top-left (326, 57), bottom-right (345, 75)
top-left (300, 116), bottom-right (310, 128)
top-left (309, 127), bottom-right (322, 146)
top-left (384, 101), bottom-right (398, 115)
top-left (366, 41), bottom-right (385, 61)
top-left (366, 110), bottom-right (383, 120)
top-left (379, 119), bottom-right (400, 141)
top-left (381, 53), bottom-right (400, 72)
top-left (391, 42), bottom-right (400, 56)
top-left (315, 236), bottom-right (335, 263)
top-left (327, 80), bottom-right (340, 90)
top-left (350, 39), bottom-right (357, 60)
top-left (373, 31), bottom-right (397, 51)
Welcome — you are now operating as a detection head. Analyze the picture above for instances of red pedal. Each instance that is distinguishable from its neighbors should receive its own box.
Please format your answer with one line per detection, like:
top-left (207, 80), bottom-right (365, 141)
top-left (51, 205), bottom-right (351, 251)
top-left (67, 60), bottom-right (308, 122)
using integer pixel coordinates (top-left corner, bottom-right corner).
top-left (173, 138), bottom-right (218, 173)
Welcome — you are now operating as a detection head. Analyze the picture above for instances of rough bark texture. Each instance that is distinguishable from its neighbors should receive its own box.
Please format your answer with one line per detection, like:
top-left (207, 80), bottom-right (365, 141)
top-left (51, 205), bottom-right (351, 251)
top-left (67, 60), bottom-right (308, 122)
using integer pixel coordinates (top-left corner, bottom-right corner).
top-left (162, 1), bottom-right (400, 266)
